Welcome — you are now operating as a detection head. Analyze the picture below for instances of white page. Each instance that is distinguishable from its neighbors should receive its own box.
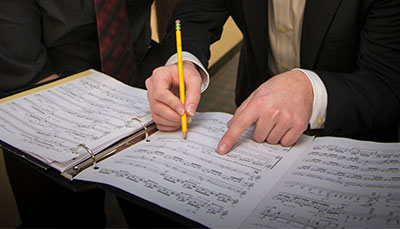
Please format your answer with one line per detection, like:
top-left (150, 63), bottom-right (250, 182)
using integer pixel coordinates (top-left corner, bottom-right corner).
top-left (0, 70), bottom-right (152, 164)
top-left (242, 137), bottom-right (400, 228)
top-left (75, 112), bottom-right (313, 228)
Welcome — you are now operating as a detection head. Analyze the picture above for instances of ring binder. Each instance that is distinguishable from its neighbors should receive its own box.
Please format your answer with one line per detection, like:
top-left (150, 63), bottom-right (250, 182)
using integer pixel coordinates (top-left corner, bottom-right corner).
top-left (74, 144), bottom-right (98, 169)
top-left (127, 118), bottom-right (150, 142)
top-left (63, 123), bottom-right (157, 180)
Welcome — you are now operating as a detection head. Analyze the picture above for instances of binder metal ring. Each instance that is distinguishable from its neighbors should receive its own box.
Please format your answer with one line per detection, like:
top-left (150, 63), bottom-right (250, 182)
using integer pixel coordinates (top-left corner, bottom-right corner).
top-left (74, 144), bottom-right (97, 168)
top-left (126, 118), bottom-right (149, 141)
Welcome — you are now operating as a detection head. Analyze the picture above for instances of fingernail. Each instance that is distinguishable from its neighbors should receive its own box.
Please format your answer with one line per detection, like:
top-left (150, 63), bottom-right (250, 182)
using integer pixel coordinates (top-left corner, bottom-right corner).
top-left (187, 104), bottom-right (196, 116)
top-left (218, 143), bottom-right (228, 155)
top-left (187, 116), bottom-right (192, 123)
top-left (176, 107), bottom-right (185, 116)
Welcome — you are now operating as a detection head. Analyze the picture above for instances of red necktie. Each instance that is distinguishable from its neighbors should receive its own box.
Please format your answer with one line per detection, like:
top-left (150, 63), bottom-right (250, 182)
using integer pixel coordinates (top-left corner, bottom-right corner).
top-left (94, 0), bottom-right (137, 84)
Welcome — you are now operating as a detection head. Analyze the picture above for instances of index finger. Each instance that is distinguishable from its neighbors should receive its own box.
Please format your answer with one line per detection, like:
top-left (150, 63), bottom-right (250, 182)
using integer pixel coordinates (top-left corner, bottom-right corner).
top-left (217, 108), bottom-right (258, 155)
top-left (146, 65), bottom-right (185, 116)
top-left (183, 62), bottom-right (202, 116)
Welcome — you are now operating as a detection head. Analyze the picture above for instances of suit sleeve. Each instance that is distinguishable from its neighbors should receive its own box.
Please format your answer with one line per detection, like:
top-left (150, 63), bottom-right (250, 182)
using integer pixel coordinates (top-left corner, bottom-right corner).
top-left (317, 0), bottom-right (400, 141)
top-left (161, 0), bottom-right (230, 68)
top-left (0, 0), bottom-right (56, 96)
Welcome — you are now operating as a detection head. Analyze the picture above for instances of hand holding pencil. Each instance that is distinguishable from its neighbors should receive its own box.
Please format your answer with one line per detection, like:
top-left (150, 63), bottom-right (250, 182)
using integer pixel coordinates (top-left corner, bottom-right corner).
top-left (145, 20), bottom-right (202, 138)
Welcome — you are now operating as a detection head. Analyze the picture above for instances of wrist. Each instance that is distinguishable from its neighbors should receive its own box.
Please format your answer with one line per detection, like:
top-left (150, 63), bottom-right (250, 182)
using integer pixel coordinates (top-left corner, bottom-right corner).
top-left (292, 69), bottom-right (314, 99)
top-left (292, 68), bottom-right (327, 129)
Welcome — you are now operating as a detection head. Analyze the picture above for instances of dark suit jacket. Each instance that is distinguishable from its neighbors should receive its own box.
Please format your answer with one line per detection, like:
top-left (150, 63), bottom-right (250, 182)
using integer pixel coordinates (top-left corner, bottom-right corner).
top-left (0, 0), bottom-right (156, 96)
top-left (162, 0), bottom-right (400, 142)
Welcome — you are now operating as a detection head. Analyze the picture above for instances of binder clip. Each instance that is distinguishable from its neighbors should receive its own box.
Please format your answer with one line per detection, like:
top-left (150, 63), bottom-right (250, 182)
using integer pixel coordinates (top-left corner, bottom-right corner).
top-left (126, 118), bottom-right (150, 142)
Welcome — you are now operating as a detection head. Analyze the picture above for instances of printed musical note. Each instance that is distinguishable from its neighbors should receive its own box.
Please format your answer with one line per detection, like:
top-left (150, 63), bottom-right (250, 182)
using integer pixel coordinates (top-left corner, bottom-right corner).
top-left (242, 137), bottom-right (400, 228)
top-left (75, 112), bottom-right (314, 228)
top-left (0, 72), bottom-right (153, 162)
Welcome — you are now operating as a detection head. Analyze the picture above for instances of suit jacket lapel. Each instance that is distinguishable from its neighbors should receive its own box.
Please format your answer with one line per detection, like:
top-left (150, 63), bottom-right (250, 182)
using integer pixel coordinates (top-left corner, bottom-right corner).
top-left (242, 1), bottom-right (269, 76)
top-left (301, 0), bottom-right (342, 69)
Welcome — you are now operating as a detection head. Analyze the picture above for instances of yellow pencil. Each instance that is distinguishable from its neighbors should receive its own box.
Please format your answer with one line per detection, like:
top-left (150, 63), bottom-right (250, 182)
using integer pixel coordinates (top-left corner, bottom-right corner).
top-left (175, 20), bottom-right (187, 139)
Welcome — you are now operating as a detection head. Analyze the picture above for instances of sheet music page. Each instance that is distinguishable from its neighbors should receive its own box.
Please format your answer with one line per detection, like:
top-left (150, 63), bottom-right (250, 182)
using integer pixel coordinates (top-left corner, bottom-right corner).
top-left (0, 70), bottom-right (152, 164)
top-left (75, 112), bottom-right (314, 228)
top-left (242, 137), bottom-right (400, 228)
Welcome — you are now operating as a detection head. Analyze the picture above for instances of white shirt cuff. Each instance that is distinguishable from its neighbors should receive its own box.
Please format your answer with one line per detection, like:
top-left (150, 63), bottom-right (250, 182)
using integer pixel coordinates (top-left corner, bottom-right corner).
top-left (165, 52), bottom-right (210, 93)
top-left (292, 68), bottom-right (327, 129)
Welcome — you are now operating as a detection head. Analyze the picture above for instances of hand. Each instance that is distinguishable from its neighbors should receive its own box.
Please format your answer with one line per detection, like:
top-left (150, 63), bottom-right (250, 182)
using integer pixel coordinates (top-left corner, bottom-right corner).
top-left (35, 74), bottom-right (59, 85)
top-left (217, 70), bottom-right (314, 154)
top-left (145, 61), bottom-right (203, 131)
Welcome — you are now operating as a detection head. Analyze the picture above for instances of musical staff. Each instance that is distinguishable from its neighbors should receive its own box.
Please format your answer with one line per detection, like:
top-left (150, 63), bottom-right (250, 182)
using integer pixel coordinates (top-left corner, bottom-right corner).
top-left (0, 71), bottom-right (153, 162)
top-left (258, 206), bottom-right (339, 228)
top-left (98, 167), bottom-right (231, 217)
top-left (75, 112), bottom-right (313, 228)
top-left (242, 137), bottom-right (400, 228)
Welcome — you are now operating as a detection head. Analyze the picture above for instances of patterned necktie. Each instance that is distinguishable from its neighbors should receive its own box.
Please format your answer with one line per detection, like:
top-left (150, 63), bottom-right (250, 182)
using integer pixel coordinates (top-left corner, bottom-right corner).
top-left (94, 0), bottom-right (137, 84)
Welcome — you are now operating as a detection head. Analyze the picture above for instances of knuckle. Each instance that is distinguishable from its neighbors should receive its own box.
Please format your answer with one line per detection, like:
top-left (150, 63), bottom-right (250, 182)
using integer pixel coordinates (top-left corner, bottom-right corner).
top-left (280, 112), bottom-right (292, 124)
top-left (145, 78), bottom-right (152, 90)
top-left (235, 118), bottom-right (251, 130)
top-left (151, 66), bottom-right (163, 76)
top-left (265, 105), bottom-right (280, 118)
top-left (254, 95), bottom-right (268, 108)
top-left (169, 98), bottom-right (181, 109)
top-left (293, 119), bottom-right (308, 131)
top-left (223, 130), bottom-right (239, 145)
top-left (152, 90), bottom-right (162, 99)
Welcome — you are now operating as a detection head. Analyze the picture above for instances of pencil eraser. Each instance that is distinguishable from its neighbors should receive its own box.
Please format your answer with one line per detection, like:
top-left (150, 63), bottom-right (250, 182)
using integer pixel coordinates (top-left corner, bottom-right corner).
top-left (175, 20), bottom-right (181, 24)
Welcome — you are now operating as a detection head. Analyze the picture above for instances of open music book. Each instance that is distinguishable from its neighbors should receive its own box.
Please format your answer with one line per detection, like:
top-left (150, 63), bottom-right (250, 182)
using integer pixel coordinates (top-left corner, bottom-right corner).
top-left (1, 70), bottom-right (399, 228)
top-left (0, 69), bottom-right (154, 173)
top-left (74, 111), bottom-right (400, 228)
